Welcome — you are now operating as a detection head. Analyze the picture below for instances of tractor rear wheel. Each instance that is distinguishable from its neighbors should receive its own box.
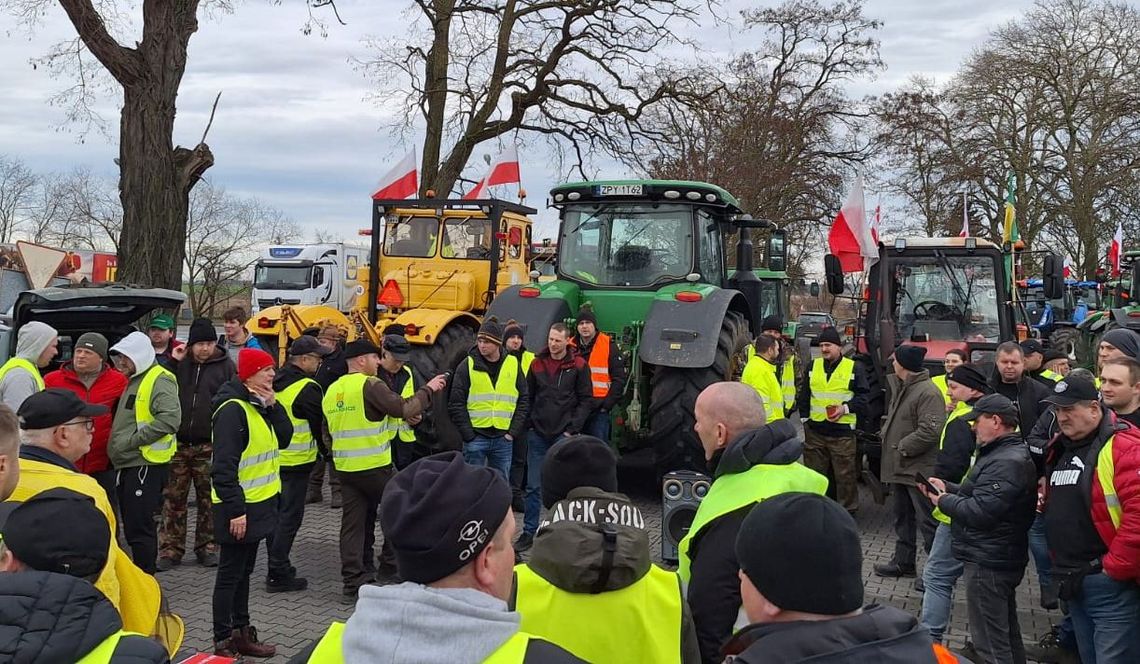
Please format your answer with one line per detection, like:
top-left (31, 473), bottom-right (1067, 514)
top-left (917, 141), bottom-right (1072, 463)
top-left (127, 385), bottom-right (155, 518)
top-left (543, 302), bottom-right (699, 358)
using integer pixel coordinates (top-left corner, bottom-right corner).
top-left (407, 323), bottom-right (477, 454)
top-left (1049, 327), bottom-right (1081, 364)
top-left (648, 311), bottom-right (751, 474)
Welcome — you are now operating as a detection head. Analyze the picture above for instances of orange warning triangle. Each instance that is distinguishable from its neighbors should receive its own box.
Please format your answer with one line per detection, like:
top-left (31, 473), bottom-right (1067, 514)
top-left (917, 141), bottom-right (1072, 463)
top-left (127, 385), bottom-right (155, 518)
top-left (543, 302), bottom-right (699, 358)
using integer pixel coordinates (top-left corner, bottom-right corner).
top-left (17, 241), bottom-right (66, 289)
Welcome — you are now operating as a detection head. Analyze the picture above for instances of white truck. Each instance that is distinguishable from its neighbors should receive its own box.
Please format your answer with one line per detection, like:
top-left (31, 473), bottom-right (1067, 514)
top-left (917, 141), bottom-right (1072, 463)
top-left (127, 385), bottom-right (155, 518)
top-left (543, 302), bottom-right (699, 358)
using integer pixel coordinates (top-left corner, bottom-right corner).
top-left (251, 244), bottom-right (369, 313)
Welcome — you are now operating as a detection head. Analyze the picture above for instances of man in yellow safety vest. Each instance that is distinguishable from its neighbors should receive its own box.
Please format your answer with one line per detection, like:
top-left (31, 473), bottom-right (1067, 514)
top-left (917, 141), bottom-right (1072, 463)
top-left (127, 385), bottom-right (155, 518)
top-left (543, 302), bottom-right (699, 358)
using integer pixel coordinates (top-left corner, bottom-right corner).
top-left (796, 327), bottom-right (868, 514)
top-left (931, 348), bottom-right (967, 408)
top-left (0, 321), bottom-right (58, 412)
top-left (1021, 339), bottom-right (1063, 387)
top-left (265, 335), bottom-right (331, 593)
top-left (740, 335), bottom-right (785, 423)
top-left (511, 435), bottom-right (701, 663)
top-left (682, 381), bottom-right (827, 663)
top-left (322, 339), bottom-right (446, 603)
top-left (108, 331), bottom-right (181, 574)
top-left (759, 316), bottom-right (797, 416)
top-left (296, 452), bottom-right (584, 663)
top-left (503, 320), bottom-right (534, 512)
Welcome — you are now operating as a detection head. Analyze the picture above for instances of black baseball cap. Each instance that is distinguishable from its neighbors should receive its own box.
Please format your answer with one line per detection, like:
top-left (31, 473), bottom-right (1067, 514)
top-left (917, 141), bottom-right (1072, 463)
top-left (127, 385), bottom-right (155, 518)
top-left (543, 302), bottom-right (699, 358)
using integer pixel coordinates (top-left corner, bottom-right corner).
top-left (0, 488), bottom-right (110, 578)
top-left (1043, 374), bottom-right (1100, 407)
top-left (1020, 339), bottom-right (1045, 356)
top-left (287, 335), bottom-right (332, 357)
top-left (343, 339), bottom-right (382, 360)
top-left (964, 393), bottom-right (1020, 421)
top-left (17, 388), bottom-right (109, 430)
top-left (382, 334), bottom-right (412, 361)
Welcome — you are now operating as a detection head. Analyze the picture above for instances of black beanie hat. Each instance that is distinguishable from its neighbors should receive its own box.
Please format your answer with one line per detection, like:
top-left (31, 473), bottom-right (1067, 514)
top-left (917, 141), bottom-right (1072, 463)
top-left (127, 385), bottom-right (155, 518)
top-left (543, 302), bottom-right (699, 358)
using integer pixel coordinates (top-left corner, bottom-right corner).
top-left (477, 317), bottom-right (504, 345)
top-left (380, 451), bottom-right (511, 584)
top-left (761, 315), bottom-right (783, 332)
top-left (817, 326), bottom-right (842, 346)
top-left (188, 318), bottom-right (216, 345)
top-left (577, 305), bottom-right (597, 325)
top-left (946, 364), bottom-right (991, 395)
top-left (894, 344), bottom-right (927, 372)
top-left (503, 319), bottom-right (525, 342)
top-left (0, 488), bottom-right (110, 578)
top-left (736, 492), bottom-right (863, 616)
top-left (541, 435), bottom-right (619, 509)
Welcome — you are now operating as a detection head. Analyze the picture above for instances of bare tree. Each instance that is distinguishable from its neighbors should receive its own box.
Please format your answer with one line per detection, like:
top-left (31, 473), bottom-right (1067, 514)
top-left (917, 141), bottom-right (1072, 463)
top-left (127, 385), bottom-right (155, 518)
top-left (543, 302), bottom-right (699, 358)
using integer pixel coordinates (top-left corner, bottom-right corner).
top-left (0, 156), bottom-right (39, 243)
top-left (359, 0), bottom-right (712, 196)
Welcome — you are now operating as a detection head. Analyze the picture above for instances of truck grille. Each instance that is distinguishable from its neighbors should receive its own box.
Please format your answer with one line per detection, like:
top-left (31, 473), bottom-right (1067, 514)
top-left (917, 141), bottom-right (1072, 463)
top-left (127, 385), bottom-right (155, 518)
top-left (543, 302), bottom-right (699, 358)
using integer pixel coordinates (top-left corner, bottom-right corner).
top-left (257, 298), bottom-right (301, 309)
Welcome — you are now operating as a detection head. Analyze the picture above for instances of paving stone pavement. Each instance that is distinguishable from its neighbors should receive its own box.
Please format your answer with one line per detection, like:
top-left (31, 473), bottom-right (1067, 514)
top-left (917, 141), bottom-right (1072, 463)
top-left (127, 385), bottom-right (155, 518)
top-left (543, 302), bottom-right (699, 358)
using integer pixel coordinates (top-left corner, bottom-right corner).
top-left (164, 479), bottom-right (1063, 662)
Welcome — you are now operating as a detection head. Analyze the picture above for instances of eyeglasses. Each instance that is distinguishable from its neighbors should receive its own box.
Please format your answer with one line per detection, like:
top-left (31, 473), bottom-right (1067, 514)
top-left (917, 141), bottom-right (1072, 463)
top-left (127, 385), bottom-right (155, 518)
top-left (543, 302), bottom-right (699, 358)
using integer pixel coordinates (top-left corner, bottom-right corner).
top-left (60, 419), bottom-right (95, 433)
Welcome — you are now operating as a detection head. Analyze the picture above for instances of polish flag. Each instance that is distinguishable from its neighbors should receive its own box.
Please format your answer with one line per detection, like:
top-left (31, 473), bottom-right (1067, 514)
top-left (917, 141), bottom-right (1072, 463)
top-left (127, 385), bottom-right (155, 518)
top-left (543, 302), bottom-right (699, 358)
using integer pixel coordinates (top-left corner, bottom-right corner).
top-left (827, 175), bottom-right (877, 273)
top-left (959, 193), bottom-right (970, 238)
top-left (464, 145), bottom-right (521, 200)
top-left (871, 201), bottom-right (881, 244)
top-left (1109, 221), bottom-right (1123, 277)
top-left (1063, 255), bottom-right (1074, 279)
top-left (371, 149), bottom-right (418, 200)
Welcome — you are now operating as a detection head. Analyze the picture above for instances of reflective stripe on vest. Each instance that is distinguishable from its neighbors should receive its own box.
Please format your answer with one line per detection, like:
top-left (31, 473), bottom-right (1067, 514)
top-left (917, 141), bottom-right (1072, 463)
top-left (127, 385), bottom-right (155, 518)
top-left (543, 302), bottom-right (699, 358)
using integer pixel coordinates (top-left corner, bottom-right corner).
top-left (779, 359), bottom-right (796, 411)
top-left (741, 356), bottom-right (784, 423)
top-left (390, 365), bottom-right (417, 443)
top-left (808, 357), bottom-right (856, 427)
top-left (321, 373), bottom-right (392, 472)
top-left (514, 563), bottom-right (683, 663)
top-left (678, 462), bottom-right (829, 582)
top-left (520, 350), bottom-right (535, 376)
top-left (277, 377), bottom-right (321, 467)
top-left (77, 630), bottom-right (138, 663)
top-left (1038, 369), bottom-right (1062, 383)
top-left (137, 365), bottom-right (176, 464)
top-left (932, 374), bottom-right (952, 405)
top-left (583, 333), bottom-right (613, 397)
top-left (1097, 436), bottom-right (1122, 530)
top-left (211, 399), bottom-right (281, 504)
top-left (467, 355), bottom-right (520, 430)
top-left (932, 401), bottom-right (974, 525)
top-left (0, 357), bottom-right (44, 392)
top-left (308, 622), bottom-right (534, 663)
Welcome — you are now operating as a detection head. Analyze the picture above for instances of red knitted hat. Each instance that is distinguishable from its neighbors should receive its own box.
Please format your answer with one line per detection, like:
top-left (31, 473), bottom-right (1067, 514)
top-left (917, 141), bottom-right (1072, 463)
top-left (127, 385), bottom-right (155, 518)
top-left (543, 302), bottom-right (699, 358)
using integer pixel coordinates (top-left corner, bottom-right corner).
top-left (238, 348), bottom-right (275, 382)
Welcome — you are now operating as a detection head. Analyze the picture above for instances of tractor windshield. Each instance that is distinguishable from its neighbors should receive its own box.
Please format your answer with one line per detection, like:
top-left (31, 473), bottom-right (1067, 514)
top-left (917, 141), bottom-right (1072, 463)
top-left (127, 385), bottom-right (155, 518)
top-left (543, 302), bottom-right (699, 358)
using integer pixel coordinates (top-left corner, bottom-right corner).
top-left (890, 254), bottom-right (1002, 343)
top-left (559, 204), bottom-right (694, 286)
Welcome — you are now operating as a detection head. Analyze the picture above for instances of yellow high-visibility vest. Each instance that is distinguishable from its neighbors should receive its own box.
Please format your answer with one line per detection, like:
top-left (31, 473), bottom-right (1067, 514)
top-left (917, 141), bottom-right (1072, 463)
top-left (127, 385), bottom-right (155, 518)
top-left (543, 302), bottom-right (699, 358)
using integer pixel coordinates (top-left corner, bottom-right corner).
top-left (779, 359), bottom-right (796, 412)
top-left (740, 355), bottom-right (785, 423)
top-left (322, 373), bottom-right (394, 472)
top-left (932, 401), bottom-right (973, 525)
top-left (390, 366), bottom-right (417, 443)
top-left (277, 377), bottom-right (321, 467)
top-left (467, 355), bottom-right (520, 430)
top-left (808, 357), bottom-right (856, 428)
top-left (0, 357), bottom-right (44, 391)
top-left (513, 563), bottom-right (683, 663)
top-left (308, 621), bottom-right (537, 662)
top-left (520, 350), bottom-right (535, 376)
top-left (932, 374), bottom-right (952, 405)
top-left (1097, 436), bottom-right (1123, 530)
top-left (137, 365), bottom-right (177, 464)
top-left (210, 399), bottom-right (281, 504)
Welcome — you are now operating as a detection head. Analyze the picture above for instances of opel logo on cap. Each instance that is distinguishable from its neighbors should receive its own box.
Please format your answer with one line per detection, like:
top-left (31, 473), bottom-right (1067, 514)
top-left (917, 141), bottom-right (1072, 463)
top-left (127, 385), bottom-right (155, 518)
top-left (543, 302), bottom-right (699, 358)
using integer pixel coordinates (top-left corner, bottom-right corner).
top-left (458, 519), bottom-right (483, 542)
top-left (1055, 382), bottom-right (1068, 393)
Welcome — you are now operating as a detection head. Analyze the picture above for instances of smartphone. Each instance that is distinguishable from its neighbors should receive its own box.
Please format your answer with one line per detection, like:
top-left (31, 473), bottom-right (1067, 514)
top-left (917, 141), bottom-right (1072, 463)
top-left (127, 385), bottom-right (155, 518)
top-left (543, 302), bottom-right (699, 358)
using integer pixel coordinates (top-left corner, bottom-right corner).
top-left (914, 472), bottom-right (942, 495)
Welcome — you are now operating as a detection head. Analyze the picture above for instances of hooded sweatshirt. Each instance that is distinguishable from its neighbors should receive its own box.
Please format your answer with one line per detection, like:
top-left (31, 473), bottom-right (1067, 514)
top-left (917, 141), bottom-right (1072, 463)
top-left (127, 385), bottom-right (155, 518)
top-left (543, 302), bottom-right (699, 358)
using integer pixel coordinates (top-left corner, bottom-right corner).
top-left (108, 332), bottom-right (181, 469)
top-left (520, 486), bottom-right (701, 663)
top-left (0, 321), bottom-right (57, 412)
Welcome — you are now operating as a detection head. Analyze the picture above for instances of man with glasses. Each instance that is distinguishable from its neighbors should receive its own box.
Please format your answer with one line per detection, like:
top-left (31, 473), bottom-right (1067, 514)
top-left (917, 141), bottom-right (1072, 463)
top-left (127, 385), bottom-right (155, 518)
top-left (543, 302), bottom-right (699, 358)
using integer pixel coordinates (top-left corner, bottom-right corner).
top-left (265, 335), bottom-right (330, 593)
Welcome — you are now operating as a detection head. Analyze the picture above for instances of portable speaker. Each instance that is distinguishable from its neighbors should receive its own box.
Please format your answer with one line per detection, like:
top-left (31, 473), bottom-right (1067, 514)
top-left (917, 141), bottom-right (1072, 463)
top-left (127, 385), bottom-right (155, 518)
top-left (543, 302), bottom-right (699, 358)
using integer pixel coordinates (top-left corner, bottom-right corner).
top-left (661, 470), bottom-right (711, 563)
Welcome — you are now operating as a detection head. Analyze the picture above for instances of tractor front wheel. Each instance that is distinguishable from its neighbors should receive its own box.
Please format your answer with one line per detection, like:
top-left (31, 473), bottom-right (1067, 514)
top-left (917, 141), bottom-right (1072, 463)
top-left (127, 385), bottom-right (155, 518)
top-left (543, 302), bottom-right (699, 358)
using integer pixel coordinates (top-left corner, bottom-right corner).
top-left (407, 323), bottom-right (477, 454)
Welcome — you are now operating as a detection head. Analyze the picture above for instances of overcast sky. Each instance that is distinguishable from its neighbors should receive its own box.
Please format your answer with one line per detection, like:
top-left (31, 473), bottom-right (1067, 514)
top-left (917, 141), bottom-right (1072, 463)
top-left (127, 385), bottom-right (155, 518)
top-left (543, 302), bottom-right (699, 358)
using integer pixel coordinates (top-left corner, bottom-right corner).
top-left (0, 0), bottom-right (1037, 243)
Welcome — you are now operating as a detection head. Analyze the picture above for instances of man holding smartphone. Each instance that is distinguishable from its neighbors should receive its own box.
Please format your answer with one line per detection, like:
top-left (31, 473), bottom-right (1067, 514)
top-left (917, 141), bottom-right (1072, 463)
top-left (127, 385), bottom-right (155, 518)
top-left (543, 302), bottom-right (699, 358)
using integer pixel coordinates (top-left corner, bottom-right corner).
top-left (920, 394), bottom-right (1037, 664)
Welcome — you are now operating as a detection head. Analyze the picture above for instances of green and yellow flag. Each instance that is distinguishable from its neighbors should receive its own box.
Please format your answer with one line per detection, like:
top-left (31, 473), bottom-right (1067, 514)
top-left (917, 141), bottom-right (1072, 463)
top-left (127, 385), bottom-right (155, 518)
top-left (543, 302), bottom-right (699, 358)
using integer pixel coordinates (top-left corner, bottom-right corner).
top-left (1002, 170), bottom-right (1019, 244)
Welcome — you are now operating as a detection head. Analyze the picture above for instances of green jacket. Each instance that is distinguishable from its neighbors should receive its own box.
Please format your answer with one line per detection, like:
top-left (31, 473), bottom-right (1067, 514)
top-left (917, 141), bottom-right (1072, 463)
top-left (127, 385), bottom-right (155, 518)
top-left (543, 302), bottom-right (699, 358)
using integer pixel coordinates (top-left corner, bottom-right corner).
top-left (109, 364), bottom-right (181, 469)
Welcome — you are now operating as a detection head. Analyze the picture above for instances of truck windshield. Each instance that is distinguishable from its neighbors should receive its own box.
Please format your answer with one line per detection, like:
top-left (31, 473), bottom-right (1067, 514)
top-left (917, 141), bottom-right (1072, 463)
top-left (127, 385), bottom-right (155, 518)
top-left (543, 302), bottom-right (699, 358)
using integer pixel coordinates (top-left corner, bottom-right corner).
top-left (559, 203), bottom-right (694, 286)
top-left (254, 265), bottom-right (311, 290)
top-left (890, 255), bottom-right (1002, 343)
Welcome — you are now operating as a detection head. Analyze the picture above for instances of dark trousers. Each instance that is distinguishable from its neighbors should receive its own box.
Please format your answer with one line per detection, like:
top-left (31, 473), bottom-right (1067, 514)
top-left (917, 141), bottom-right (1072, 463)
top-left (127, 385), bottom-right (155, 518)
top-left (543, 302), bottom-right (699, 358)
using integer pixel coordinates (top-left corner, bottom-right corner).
top-left (891, 484), bottom-right (937, 568)
top-left (509, 435), bottom-right (527, 506)
top-left (117, 464), bottom-right (169, 574)
top-left (339, 465), bottom-right (396, 591)
top-left (212, 541), bottom-right (259, 643)
top-left (307, 455), bottom-right (341, 497)
top-left (265, 465), bottom-right (311, 580)
top-left (963, 562), bottom-right (1027, 664)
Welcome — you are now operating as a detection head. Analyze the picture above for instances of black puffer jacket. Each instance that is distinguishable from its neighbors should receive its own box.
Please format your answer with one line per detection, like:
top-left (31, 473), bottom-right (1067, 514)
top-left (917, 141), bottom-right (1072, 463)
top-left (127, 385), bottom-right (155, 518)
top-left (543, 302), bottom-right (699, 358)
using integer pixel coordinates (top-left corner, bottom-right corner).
top-left (722, 603), bottom-right (942, 663)
top-left (932, 397), bottom-right (981, 482)
top-left (175, 346), bottom-right (235, 444)
top-left (0, 571), bottom-right (169, 664)
top-left (989, 373), bottom-right (1052, 433)
top-left (939, 433), bottom-right (1037, 570)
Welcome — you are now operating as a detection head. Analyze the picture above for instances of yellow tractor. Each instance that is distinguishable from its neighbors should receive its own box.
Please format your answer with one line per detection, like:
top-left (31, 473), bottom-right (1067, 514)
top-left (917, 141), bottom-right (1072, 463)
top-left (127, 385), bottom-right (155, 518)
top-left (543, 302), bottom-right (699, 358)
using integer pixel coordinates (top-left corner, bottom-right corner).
top-left (248, 198), bottom-right (539, 446)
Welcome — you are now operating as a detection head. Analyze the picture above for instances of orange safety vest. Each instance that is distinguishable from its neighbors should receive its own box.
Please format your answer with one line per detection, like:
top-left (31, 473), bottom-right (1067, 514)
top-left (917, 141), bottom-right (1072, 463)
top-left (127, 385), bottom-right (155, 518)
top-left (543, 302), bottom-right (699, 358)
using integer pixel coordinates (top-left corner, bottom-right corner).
top-left (575, 333), bottom-right (613, 398)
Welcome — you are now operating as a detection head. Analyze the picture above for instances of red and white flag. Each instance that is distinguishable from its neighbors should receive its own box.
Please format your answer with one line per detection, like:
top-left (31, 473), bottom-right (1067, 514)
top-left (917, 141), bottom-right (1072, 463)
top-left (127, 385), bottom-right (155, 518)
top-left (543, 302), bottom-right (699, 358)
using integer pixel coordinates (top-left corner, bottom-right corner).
top-left (1109, 221), bottom-right (1124, 277)
top-left (464, 145), bottom-right (521, 200)
top-left (1063, 255), bottom-right (1074, 279)
top-left (871, 201), bottom-right (881, 244)
top-left (371, 149), bottom-right (418, 200)
top-left (959, 193), bottom-right (970, 238)
top-left (827, 175), bottom-right (877, 273)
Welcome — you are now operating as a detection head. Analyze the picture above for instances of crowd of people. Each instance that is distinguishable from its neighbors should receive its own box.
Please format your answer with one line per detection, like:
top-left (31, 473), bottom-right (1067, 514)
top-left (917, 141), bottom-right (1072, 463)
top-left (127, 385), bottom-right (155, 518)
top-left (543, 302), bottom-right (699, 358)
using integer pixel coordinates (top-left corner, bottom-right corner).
top-left (0, 301), bottom-right (1137, 664)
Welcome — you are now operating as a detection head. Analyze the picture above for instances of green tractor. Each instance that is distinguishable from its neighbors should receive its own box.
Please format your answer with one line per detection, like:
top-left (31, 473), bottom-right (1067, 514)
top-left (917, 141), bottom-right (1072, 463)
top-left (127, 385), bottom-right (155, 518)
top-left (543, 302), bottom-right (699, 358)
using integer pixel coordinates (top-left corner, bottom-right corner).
top-left (486, 179), bottom-right (790, 472)
top-left (1073, 249), bottom-right (1140, 368)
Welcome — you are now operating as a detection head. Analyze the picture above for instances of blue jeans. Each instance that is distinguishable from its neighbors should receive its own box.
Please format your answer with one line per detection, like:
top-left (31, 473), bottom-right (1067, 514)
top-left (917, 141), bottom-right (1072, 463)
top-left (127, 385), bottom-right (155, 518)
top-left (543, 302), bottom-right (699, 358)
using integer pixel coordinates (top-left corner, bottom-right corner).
top-left (584, 411), bottom-right (611, 443)
top-left (921, 523), bottom-right (964, 642)
top-left (524, 431), bottom-right (563, 535)
top-left (462, 435), bottom-right (512, 480)
top-left (1029, 512), bottom-right (1051, 593)
top-left (1068, 572), bottom-right (1140, 664)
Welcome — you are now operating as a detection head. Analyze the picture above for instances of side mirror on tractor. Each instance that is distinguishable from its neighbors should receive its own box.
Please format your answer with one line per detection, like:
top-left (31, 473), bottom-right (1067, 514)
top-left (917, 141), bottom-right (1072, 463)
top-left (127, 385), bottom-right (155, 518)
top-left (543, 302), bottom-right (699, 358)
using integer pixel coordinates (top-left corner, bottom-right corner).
top-left (1042, 254), bottom-right (1064, 300)
top-left (824, 254), bottom-right (845, 295)
top-left (1131, 261), bottom-right (1140, 305)
top-left (810, 281), bottom-right (821, 298)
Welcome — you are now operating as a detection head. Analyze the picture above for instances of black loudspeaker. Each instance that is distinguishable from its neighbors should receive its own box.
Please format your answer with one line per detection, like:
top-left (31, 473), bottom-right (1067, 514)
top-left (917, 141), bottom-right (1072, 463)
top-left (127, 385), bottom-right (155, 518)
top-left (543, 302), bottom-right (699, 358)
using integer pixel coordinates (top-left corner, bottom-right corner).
top-left (661, 470), bottom-right (711, 563)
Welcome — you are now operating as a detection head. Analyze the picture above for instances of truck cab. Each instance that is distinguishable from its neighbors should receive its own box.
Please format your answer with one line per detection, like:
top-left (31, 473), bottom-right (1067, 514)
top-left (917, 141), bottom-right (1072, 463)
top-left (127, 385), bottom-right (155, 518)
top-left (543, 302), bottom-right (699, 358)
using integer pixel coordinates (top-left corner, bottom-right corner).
top-left (251, 244), bottom-right (367, 313)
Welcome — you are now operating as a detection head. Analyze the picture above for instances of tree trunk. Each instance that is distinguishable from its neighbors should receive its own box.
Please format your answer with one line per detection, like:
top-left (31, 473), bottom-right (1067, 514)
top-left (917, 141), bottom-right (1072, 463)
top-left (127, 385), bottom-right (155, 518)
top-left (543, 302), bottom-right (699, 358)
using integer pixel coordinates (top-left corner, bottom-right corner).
top-left (420, 0), bottom-right (455, 196)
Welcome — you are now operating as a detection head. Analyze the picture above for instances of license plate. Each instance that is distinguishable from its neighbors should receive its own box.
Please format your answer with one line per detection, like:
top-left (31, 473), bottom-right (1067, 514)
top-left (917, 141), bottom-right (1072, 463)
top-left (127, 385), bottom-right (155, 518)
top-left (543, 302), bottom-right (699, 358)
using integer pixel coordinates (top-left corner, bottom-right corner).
top-left (596, 184), bottom-right (643, 196)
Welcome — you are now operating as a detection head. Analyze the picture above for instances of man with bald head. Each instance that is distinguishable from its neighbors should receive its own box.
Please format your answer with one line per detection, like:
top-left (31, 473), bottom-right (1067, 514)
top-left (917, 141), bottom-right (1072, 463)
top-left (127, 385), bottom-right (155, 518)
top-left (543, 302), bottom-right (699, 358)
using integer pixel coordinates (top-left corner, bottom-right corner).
top-left (679, 381), bottom-right (829, 663)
